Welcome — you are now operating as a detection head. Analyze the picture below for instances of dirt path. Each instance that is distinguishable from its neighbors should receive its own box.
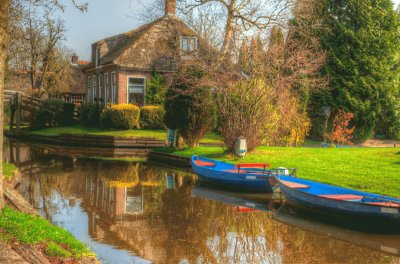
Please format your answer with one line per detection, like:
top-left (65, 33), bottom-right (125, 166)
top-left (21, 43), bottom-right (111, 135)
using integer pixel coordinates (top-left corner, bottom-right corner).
top-left (361, 139), bottom-right (399, 148)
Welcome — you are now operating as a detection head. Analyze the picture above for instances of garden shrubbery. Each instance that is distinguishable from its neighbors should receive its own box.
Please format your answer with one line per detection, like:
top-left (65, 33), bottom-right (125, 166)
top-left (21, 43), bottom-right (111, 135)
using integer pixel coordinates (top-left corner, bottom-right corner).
top-left (32, 99), bottom-right (75, 128)
top-left (79, 103), bottom-right (101, 127)
top-left (164, 66), bottom-right (217, 147)
top-left (140, 105), bottom-right (165, 129)
top-left (100, 104), bottom-right (140, 129)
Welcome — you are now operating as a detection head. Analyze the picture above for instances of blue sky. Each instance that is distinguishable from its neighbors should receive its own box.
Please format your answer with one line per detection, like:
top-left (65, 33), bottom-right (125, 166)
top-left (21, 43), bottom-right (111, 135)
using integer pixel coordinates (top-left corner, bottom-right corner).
top-left (59, 0), bottom-right (400, 61)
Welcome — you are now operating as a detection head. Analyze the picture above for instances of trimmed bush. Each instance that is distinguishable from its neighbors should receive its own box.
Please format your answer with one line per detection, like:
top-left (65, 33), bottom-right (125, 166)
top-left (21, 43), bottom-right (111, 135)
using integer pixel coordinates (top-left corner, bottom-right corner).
top-left (79, 103), bottom-right (101, 127)
top-left (100, 104), bottom-right (140, 130)
top-left (140, 105), bottom-right (165, 129)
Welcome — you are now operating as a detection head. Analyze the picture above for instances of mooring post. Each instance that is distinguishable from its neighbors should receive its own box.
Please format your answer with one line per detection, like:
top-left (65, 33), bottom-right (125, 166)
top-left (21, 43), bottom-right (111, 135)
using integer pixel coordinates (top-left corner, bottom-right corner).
top-left (16, 92), bottom-right (22, 132)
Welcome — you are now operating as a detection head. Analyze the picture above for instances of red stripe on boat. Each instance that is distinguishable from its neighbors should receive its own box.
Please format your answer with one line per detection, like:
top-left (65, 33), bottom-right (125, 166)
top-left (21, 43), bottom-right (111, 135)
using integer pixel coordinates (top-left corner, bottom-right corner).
top-left (194, 160), bottom-right (216, 167)
top-left (320, 194), bottom-right (363, 200)
top-left (280, 180), bottom-right (310, 189)
top-left (233, 206), bottom-right (258, 213)
top-left (235, 163), bottom-right (270, 169)
top-left (366, 202), bottom-right (400, 208)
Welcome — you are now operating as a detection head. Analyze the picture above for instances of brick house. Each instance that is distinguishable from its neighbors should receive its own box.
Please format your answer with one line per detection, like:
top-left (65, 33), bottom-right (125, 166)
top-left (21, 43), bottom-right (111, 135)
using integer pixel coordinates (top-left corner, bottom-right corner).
top-left (84, 0), bottom-right (205, 106)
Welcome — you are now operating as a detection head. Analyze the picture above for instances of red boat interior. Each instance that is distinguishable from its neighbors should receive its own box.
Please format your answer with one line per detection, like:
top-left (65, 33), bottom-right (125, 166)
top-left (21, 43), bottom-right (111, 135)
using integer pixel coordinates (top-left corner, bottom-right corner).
top-left (320, 194), bottom-right (364, 201)
top-left (280, 180), bottom-right (310, 189)
top-left (193, 160), bottom-right (216, 167)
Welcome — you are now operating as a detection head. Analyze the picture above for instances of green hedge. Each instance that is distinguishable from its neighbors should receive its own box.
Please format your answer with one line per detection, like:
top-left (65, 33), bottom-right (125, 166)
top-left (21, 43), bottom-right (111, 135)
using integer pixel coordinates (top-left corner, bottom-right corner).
top-left (32, 99), bottom-right (75, 128)
top-left (140, 105), bottom-right (165, 129)
top-left (100, 104), bottom-right (140, 129)
top-left (79, 103), bottom-right (101, 127)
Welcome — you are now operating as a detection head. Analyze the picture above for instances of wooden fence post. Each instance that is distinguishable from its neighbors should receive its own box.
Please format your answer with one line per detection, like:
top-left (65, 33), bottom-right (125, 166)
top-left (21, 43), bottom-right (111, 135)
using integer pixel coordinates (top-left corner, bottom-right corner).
top-left (15, 92), bottom-right (22, 132)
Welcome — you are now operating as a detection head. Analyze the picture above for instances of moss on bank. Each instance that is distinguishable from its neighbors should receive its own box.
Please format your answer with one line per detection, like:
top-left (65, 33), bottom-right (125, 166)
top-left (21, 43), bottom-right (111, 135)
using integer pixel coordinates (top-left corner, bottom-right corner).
top-left (155, 146), bottom-right (400, 197)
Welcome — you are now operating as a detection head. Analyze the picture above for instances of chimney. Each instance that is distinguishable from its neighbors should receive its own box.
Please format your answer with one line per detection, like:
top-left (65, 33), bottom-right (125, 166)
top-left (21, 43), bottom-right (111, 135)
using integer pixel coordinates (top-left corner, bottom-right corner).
top-left (71, 53), bottom-right (78, 64)
top-left (165, 0), bottom-right (176, 16)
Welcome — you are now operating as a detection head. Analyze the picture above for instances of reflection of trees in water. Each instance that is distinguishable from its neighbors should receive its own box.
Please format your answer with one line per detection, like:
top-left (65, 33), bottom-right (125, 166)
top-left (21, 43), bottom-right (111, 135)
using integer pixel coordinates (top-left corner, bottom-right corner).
top-left (13, 152), bottom-right (400, 264)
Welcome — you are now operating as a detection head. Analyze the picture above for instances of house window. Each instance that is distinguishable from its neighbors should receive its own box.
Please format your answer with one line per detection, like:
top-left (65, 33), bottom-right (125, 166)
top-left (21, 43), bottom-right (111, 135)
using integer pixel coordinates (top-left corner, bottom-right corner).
top-left (127, 77), bottom-right (145, 106)
top-left (104, 73), bottom-right (109, 104)
top-left (87, 76), bottom-right (92, 102)
top-left (93, 75), bottom-right (97, 102)
top-left (111, 72), bottom-right (117, 103)
top-left (99, 74), bottom-right (104, 104)
top-left (180, 36), bottom-right (198, 52)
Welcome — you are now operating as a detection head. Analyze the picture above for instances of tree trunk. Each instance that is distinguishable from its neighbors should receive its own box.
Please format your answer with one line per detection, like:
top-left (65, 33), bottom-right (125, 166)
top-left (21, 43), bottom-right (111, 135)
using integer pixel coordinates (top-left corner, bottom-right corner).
top-left (220, 9), bottom-right (234, 55)
top-left (0, 0), bottom-right (11, 210)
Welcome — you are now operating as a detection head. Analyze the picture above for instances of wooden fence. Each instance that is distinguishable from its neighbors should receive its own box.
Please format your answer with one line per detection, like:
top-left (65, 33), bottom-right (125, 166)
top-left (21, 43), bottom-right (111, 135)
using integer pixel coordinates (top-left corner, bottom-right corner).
top-left (4, 90), bottom-right (79, 131)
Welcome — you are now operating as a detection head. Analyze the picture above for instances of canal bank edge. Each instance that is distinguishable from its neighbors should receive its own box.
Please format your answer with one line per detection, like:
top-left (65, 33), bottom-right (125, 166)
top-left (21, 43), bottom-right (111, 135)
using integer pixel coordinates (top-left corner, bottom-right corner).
top-left (1, 166), bottom-right (99, 264)
top-left (5, 130), bottom-right (166, 157)
top-left (148, 151), bottom-right (191, 168)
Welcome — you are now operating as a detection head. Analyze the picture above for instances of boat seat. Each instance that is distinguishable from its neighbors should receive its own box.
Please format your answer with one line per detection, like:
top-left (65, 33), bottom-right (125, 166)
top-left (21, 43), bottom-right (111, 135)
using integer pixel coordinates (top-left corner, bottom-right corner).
top-left (319, 194), bottom-right (363, 201)
top-left (194, 160), bottom-right (216, 167)
top-left (366, 202), bottom-right (400, 208)
top-left (280, 180), bottom-right (310, 189)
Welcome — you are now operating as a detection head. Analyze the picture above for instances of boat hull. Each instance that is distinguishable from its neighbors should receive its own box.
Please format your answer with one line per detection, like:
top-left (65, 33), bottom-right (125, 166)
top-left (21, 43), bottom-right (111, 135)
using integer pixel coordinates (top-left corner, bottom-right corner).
top-left (191, 156), bottom-right (276, 193)
top-left (278, 176), bottom-right (400, 229)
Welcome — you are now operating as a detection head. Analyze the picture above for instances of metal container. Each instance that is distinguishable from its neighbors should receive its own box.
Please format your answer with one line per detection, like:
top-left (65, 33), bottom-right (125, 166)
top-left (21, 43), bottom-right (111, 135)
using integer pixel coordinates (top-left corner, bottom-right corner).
top-left (235, 137), bottom-right (247, 157)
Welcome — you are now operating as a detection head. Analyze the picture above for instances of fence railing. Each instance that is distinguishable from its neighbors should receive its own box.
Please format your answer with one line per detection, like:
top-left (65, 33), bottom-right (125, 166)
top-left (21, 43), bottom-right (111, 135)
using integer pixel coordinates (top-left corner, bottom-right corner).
top-left (4, 90), bottom-right (79, 131)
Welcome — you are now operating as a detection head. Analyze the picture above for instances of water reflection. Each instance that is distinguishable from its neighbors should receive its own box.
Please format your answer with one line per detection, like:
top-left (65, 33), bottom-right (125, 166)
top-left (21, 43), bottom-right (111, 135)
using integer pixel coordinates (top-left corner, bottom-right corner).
top-left (4, 140), bottom-right (400, 264)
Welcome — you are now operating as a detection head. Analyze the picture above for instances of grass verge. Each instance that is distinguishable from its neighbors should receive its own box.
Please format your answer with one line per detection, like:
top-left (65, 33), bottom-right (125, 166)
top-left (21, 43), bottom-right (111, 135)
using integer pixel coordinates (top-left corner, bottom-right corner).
top-left (0, 206), bottom-right (94, 259)
top-left (155, 146), bottom-right (400, 197)
top-left (29, 125), bottom-right (222, 144)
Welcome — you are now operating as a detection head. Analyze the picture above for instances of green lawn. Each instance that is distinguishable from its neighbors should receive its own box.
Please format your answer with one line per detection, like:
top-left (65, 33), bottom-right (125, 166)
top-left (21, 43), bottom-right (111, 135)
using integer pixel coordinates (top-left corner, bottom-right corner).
top-left (0, 207), bottom-right (94, 259)
top-left (29, 125), bottom-right (222, 144)
top-left (156, 146), bottom-right (400, 197)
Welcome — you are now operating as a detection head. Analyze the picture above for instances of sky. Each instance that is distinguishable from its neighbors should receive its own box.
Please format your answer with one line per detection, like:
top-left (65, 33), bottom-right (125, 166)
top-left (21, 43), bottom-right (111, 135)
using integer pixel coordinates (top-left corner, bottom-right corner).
top-left (59, 0), bottom-right (400, 61)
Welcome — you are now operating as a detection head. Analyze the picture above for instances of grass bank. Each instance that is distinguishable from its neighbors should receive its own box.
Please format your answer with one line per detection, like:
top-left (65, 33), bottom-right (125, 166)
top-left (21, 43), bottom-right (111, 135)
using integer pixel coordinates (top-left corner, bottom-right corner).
top-left (156, 146), bottom-right (400, 197)
top-left (0, 207), bottom-right (94, 259)
top-left (29, 125), bottom-right (222, 145)
top-left (0, 163), bottom-right (95, 260)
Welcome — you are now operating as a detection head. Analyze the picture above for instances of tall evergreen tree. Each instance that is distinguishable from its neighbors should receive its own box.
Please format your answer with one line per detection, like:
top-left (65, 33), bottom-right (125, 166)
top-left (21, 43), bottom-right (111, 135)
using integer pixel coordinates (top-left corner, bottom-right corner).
top-left (321, 0), bottom-right (400, 141)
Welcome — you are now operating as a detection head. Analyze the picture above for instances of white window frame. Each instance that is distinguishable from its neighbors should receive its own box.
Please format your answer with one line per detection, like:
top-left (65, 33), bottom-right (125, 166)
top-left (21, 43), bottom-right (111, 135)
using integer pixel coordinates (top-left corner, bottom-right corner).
top-left (180, 36), bottom-right (198, 52)
top-left (93, 75), bottom-right (97, 102)
top-left (99, 74), bottom-right (103, 104)
top-left (111, 72), bottom-right (117, 104)
top-left (104, 73), bottom-right (109, 104)
top-left (126, 76), bottom-right (146, 105)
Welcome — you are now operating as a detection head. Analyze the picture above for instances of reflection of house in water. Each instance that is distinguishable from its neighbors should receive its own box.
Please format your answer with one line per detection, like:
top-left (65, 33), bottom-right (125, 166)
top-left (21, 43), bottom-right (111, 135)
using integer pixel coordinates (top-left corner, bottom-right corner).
top-left (81, 169), bottom-right (194, 263)
top-left (84, 177), bottom-right (145, 221)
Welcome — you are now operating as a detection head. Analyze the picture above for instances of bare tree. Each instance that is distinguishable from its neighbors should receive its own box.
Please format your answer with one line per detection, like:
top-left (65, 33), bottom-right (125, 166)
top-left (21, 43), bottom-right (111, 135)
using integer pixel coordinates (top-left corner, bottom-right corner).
top-left (216, 79), bottom-right (274, 151)
top-left (180, 0), bottom-right (294, 54)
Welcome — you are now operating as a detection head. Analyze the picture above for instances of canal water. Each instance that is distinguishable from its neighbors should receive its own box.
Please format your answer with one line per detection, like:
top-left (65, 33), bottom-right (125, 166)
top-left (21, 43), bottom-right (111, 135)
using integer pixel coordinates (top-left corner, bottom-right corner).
top-left (4, 140), bottom-right (400, 264)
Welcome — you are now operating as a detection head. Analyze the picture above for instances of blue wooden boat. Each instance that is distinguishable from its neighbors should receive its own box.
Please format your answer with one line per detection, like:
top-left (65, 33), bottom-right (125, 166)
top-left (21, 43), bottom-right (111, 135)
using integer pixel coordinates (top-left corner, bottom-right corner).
top-left (277, 175), bottom-right (400, 225)
top-left (191, 156), bottom-right (279, 193)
